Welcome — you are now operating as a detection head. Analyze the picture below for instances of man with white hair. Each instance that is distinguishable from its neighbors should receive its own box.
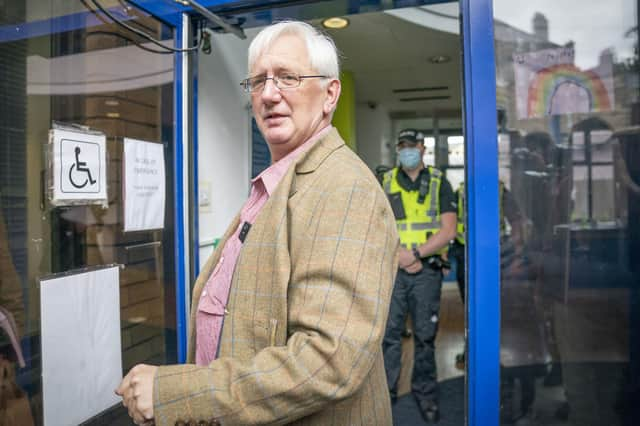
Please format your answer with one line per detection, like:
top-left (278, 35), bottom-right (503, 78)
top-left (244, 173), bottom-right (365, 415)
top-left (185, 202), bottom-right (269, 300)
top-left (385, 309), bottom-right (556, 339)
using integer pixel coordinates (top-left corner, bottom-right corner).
top-left (117, 20), bottom-right (398, 426)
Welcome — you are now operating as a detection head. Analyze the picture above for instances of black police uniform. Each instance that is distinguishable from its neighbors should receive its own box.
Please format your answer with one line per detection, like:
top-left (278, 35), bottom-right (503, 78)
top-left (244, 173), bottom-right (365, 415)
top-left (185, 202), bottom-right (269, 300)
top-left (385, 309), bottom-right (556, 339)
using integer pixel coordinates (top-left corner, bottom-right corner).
top-left (382, 166), bottom-right (456, 420)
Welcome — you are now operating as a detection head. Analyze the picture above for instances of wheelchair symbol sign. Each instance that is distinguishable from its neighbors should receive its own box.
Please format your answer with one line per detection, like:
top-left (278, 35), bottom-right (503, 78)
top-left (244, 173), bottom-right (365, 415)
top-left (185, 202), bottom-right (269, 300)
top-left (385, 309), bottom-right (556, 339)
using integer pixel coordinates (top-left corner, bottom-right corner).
top-left (61, 139), bottom-right (101, 193)
top-left (68, 146), bottom-right (97, 189)
top-left (51, 128), bottom-right (106, 205)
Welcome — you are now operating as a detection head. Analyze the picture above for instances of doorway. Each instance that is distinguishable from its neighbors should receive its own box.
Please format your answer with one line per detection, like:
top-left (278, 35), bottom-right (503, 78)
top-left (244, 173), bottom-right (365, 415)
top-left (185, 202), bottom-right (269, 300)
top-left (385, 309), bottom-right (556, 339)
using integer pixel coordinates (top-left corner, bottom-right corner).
top-left (197, 3), bottom-right (466, 424)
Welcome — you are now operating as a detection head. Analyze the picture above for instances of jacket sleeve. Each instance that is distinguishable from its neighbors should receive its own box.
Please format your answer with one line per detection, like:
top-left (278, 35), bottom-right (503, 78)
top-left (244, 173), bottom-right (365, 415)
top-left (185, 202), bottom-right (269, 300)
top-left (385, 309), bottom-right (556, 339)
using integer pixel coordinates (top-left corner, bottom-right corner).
top-left (153, 176), bottom-right (399, 425)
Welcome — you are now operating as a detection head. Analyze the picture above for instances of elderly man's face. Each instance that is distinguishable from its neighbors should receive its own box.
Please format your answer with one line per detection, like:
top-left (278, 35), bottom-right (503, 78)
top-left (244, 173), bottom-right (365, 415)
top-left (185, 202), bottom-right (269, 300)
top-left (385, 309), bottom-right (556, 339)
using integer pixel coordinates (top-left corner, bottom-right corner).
top-left (250, 34), bottom-right (337, 161)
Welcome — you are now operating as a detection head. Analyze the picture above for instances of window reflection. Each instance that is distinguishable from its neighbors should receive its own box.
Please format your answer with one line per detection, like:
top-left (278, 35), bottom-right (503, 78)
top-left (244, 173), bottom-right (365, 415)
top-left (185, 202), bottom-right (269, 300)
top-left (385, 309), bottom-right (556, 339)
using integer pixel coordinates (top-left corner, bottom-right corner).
top-left (494, 1), bottom-right (639, 424)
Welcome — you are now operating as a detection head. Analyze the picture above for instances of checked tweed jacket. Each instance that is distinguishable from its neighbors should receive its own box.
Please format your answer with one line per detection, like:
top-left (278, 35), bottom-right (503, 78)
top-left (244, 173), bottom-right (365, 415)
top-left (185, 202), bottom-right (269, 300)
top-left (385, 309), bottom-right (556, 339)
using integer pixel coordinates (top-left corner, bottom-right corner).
top-left (153, 128), bottom-right (399, 425)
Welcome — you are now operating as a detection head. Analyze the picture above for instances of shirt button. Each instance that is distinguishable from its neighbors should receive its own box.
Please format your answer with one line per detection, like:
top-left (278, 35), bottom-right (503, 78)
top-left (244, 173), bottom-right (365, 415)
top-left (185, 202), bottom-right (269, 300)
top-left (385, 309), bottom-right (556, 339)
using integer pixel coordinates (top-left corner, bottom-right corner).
top-left (202, 290), bottom-right (207, 296)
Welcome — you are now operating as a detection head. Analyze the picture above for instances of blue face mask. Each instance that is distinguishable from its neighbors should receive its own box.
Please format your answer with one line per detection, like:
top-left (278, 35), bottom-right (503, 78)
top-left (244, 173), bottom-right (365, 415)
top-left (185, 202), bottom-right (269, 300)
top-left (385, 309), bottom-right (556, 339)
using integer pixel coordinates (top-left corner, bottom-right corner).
top-left (398, 147), bottom-right (422, 170)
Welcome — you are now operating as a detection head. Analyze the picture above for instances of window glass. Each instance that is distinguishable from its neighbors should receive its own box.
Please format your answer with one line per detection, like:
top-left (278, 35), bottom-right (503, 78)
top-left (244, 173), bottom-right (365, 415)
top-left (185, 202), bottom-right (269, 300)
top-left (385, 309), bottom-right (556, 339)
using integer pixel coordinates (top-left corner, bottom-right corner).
top-left (494, 1), bottom-right (639, 424)
top-left (447, 135), bottom-right (464, 166)
top-left (5, 1), bottom-right (148, 28)
top-left (423, 136), bottom-right (437, 166)
top-left (0, 2), bottom-right (176, 424)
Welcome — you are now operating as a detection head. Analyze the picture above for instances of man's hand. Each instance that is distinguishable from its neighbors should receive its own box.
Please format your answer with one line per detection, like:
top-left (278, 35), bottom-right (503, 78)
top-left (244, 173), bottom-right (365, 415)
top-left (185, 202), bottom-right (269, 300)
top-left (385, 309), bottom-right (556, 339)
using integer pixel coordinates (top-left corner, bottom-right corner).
top-left (402, 259), bottom-right (423, 274)
top-left (398, 248), bottom-right (417, 268)
top-left (116, 364), bottom-right (158, 425)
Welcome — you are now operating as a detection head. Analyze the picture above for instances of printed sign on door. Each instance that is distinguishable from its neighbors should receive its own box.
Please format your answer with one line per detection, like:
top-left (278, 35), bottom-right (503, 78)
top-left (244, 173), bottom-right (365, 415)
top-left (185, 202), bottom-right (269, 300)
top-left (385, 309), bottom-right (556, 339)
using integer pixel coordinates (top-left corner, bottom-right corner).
top-left (51, 128), bottom-right (107, 205)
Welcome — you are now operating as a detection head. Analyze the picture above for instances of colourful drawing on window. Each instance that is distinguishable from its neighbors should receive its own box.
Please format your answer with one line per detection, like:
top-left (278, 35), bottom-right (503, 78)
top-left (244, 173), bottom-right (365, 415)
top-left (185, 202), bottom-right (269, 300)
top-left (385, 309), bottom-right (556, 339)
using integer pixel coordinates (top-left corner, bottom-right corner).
top-left (514, 47), bottom-right (614, 119)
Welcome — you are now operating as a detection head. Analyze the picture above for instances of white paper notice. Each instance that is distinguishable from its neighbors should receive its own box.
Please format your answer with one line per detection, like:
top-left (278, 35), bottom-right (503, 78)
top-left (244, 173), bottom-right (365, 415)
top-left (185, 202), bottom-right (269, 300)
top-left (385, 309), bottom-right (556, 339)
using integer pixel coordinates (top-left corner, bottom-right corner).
top-left (124, 138), bottom-right (166, 232)
top-left (40, 266), bottom-right (121, 426)
top-left (51, 128), bottom-right (107, 204)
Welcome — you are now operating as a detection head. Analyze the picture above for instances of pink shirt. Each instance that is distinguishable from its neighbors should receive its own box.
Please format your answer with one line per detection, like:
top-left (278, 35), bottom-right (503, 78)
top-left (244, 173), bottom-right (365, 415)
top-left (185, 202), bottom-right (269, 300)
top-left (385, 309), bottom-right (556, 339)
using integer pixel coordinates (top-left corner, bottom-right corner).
top-left (195, 126), bottom-right (332, 365)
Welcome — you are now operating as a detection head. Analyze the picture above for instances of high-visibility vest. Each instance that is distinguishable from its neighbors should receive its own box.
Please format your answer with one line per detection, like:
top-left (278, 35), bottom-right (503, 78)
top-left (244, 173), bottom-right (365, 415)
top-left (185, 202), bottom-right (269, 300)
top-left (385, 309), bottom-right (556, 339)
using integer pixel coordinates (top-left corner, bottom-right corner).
top-left (456, 180), bottom-right (506, 246)
top-left (383, 166), bottom-right (445, 253)
top-left (456, 183), bottom-right (465, 244)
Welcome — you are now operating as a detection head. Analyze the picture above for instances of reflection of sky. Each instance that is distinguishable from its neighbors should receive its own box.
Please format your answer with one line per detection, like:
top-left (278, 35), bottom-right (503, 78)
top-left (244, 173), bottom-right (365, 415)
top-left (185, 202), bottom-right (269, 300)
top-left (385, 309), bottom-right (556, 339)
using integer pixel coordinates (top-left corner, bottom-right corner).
top-left (494, 0), bottom-right (636, 69)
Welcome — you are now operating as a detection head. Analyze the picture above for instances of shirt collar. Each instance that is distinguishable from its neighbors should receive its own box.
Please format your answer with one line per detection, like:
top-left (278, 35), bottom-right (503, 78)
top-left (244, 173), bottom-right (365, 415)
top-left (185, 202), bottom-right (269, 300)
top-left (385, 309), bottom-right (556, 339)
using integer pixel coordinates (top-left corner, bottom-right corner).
top-left (397, 165), bottom-right (430, 191)
top-left (254, 125), bottom-right (333, 196)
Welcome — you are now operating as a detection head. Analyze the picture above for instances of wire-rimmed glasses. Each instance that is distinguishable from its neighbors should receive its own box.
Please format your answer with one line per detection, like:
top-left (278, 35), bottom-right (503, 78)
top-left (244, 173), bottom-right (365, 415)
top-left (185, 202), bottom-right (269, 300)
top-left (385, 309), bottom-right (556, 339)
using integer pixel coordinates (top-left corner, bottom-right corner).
top-left (240, 73), bottom-right (328, 93)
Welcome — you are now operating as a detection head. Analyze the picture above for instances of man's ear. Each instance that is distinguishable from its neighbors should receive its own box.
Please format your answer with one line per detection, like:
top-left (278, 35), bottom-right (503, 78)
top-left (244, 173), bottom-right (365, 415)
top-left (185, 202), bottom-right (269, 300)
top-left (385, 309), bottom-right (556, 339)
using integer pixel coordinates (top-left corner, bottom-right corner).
top-left (323, 79), bottom-right (341, 115)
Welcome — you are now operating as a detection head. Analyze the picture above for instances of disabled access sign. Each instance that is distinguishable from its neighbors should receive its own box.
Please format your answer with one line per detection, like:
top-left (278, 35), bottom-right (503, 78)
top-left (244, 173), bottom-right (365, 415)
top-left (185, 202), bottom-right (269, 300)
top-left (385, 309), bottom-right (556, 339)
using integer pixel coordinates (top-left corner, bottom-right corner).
top-left (51, 127), bottom-right (107, 205)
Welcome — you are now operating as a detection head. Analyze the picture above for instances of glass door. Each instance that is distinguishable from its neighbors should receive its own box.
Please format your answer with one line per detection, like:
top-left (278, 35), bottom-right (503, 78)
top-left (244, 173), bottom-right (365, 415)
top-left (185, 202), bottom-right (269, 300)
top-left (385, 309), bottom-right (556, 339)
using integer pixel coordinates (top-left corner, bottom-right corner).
top-left (0, 2), bottom-right (179, 424)
top-left (493, 0), bottom-right (640, 424)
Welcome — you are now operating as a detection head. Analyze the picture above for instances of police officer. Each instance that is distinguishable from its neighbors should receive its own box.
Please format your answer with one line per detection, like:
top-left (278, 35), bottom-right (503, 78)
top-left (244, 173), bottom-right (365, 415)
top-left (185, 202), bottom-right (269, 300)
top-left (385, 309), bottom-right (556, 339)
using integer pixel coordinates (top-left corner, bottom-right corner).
top-left (448, 182), bottom-right (466, 366)
top-left (382, 129), bottom-right (457, 423)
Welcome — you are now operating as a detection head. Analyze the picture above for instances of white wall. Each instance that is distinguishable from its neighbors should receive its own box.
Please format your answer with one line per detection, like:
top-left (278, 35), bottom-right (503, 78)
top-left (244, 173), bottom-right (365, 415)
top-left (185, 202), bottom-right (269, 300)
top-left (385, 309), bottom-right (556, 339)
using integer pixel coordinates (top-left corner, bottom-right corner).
top-left (197, 32), bottom-right (254, 268)
top-left (355, 104), bottom-right (393, 170)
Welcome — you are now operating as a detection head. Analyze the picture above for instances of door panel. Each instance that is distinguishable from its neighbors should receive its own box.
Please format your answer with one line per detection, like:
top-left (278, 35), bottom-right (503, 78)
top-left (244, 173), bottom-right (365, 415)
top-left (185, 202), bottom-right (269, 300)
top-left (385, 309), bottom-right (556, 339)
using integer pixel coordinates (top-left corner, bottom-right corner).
top-left (493, 0), bottom-right (640, 424)
top-left (0, 2), bottom-right (178, 424)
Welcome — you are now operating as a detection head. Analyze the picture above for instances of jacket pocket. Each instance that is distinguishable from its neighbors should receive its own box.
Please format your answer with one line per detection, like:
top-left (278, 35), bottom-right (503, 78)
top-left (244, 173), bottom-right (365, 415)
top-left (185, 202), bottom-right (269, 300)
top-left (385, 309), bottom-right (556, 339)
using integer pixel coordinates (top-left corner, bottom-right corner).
top-left (250, 317), bottom-right (280, 350)
top-left (229, 315), bottom-right (281, 354)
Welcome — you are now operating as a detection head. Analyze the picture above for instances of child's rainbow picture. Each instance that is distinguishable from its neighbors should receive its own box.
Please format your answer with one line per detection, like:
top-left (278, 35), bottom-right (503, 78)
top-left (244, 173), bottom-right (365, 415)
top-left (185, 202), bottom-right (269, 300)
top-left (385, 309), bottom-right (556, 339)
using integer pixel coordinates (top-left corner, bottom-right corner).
top-left (513, 47), bottom-right (614, 119)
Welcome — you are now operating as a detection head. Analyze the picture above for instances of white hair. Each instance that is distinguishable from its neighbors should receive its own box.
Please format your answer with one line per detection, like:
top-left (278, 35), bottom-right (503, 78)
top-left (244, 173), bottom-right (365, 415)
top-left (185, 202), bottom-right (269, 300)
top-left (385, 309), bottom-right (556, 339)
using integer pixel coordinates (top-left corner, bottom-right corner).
top-left (248, 21), bottom-right (340, 80)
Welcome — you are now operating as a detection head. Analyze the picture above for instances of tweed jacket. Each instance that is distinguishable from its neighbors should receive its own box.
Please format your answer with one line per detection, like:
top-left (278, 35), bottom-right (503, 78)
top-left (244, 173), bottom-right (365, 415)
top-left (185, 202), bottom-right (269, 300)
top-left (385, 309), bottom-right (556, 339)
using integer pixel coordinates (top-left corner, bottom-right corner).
top-left (154, 128), bottom-right (399, 425)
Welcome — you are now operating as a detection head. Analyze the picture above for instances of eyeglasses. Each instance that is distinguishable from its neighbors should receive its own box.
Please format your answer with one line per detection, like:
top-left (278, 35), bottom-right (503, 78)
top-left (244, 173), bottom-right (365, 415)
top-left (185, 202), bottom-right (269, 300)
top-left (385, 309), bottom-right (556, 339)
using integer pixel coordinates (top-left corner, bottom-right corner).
top-left (240, 73), bottom-right (328, 93)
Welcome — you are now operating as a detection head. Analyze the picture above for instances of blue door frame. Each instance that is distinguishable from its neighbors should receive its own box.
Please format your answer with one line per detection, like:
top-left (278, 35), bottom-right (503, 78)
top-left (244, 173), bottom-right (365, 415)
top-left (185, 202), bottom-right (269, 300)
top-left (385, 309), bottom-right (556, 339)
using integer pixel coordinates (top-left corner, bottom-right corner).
top-left (174, 13), bottom-right (194, 366)
top-left (1, 0), bottom-right (501, 423)
top-left (460, 0), bottom-right (500, 424)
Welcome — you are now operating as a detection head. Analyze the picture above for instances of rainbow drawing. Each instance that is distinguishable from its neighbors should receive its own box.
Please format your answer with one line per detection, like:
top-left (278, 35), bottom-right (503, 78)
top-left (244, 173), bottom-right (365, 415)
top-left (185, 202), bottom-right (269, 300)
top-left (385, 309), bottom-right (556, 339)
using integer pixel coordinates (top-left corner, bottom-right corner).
top-left (527, 63), bottom-right (612, 117)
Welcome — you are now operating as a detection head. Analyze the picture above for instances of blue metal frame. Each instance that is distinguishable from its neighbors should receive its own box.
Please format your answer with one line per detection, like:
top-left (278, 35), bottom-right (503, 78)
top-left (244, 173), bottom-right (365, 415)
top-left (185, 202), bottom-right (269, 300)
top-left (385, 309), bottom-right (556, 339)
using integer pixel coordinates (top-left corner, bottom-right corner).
top-left (174, 14), bottom-right (190, 363)
top-left (461, 0), bottom-right (500, 425)
top-left (193, 46), bottom-right (200, 274)
top-left (132, 0), bottom-right (452, 30)
top-left (121, 0), bottom-right (186, 26)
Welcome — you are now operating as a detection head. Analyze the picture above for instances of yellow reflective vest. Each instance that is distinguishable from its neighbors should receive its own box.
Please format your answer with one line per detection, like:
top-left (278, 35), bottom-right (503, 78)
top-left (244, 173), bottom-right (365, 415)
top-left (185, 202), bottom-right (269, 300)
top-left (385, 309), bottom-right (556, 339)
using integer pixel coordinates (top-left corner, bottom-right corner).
top-left (383, 166), bottom-right (445, 253)
top-left (455, 180), bottom-right (506, 246)
top-left (456, 182), bottom-right (465, 245)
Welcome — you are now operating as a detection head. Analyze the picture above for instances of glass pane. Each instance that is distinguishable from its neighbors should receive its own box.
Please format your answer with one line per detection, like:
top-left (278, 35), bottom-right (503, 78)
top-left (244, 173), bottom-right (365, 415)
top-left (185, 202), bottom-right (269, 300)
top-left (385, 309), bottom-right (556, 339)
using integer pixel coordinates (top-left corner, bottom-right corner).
top-left (0, 2), bottom-right (176, 424)
top-left (446, 168), bottom-right (465, 192)
top-left (572, 164), bottom-right (589, 221)
top-left (494, 1), bottom-right (639, 424)
top-left (592, 165), bottom-right (615, 221)
top-left (423, 136), bottom-right (437, 166)
top-left (448, 135), bottom-right (465, 166)
top-left (572, 131), bottom-right (586, 162)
